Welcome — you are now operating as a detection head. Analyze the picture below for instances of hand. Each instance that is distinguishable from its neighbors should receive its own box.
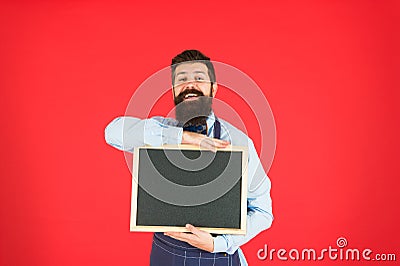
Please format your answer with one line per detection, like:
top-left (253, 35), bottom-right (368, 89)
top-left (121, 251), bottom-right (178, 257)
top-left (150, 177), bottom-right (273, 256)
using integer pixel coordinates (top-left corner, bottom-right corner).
top-left (164, 224), bottom-right (214, 252)
top-left (182, 131), bottom-right (230, 152)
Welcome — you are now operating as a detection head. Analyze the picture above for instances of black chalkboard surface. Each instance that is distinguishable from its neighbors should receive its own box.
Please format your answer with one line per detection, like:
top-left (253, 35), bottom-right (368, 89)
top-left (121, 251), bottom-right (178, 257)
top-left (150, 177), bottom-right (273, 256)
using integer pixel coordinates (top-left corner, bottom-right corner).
top-left (130, 145), bottom-right (248, 234)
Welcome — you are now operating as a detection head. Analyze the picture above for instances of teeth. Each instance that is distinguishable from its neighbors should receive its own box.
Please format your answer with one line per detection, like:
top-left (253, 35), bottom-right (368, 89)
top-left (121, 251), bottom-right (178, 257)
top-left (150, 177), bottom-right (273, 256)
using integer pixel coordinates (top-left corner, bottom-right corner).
top-left (185, 93), bottom-right (198, 98)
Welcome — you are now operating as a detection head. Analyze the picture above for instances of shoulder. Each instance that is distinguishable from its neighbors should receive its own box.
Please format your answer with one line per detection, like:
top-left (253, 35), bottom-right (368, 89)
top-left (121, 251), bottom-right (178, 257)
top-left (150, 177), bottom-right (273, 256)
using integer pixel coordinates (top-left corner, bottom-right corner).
top-left (217, 117), bottom-right (254, 146)
top-left (150, 116), bottom-right (179, 126)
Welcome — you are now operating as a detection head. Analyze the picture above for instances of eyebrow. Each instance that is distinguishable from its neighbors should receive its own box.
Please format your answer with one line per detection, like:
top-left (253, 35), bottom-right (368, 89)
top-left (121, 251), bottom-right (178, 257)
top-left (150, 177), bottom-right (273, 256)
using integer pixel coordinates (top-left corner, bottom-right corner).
top-left (175, 70), bottom-right (207, 76)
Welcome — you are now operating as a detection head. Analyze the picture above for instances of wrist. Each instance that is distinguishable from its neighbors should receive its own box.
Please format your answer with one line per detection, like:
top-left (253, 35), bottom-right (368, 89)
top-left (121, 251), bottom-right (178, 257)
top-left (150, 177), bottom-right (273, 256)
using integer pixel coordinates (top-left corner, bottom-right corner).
top-left (212, 236), bottom-right (228, 253)
top-left (181, 131), bottom-right (187, 144)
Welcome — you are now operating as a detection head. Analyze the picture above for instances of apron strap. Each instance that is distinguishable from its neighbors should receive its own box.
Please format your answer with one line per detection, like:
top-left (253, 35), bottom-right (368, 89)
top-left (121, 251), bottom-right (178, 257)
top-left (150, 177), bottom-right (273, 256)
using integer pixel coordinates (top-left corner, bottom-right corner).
top-left (213, 117), bottom-right (221, 140)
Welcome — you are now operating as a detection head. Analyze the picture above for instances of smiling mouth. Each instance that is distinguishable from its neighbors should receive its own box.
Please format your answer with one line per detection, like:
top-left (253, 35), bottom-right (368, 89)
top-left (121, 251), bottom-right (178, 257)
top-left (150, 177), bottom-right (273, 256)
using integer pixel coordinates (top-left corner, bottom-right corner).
top-left (184, 93), bottom-right (200, 100)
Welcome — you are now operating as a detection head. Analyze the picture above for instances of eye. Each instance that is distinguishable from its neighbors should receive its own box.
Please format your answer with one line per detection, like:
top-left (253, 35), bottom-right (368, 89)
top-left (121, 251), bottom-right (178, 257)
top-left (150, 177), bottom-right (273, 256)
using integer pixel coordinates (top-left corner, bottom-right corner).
top-left (195, 76), bottom-right (204, 81)
top-left (178, 77), bottom-right (187, 82)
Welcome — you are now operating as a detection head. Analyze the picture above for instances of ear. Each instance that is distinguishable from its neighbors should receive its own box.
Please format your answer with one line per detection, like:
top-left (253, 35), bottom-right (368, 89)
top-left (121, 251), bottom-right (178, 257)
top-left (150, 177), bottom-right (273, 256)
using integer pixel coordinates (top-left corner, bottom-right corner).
top-left (172, 86), bottom-right (176, 100)
top-left (211, 82), bottom-right (218, 97)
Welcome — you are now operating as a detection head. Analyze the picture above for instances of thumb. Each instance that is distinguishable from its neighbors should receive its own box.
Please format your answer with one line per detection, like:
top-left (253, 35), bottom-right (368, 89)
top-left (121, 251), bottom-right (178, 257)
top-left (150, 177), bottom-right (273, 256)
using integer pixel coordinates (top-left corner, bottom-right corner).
top-left (186, 224), bottom-right (201, 235)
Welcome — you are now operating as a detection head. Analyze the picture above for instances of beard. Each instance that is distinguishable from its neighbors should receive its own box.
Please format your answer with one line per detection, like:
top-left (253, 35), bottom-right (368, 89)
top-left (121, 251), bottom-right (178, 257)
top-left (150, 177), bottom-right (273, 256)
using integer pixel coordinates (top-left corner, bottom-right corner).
top-left (174, 86), bottom-right (213, 127)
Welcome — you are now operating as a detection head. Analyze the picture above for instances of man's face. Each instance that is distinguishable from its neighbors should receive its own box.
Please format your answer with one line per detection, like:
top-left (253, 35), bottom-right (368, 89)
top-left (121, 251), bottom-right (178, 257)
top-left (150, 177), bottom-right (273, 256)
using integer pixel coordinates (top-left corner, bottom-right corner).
top-left (173, 62), bottom-right (216, 101)
top-left (172, 62), bottom-right (217, 125)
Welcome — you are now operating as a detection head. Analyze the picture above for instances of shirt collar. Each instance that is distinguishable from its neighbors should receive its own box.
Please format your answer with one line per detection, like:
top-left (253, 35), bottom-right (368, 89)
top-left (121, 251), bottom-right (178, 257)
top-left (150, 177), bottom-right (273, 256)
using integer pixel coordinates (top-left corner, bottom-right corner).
top-left (206, 111), bottom-right (216, 135)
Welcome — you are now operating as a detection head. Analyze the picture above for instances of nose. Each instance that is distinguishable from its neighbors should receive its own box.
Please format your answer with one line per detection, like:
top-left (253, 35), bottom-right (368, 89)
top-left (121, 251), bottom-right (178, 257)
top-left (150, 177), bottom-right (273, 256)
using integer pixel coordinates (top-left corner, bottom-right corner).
top-left (184, 81), bottom-right (196, 90)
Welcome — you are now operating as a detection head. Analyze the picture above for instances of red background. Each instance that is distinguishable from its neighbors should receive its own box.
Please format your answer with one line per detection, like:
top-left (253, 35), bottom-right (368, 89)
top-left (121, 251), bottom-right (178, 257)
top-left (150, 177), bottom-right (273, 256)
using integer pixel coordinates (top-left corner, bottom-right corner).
top-left (1, 1), bottom-right (399, 265)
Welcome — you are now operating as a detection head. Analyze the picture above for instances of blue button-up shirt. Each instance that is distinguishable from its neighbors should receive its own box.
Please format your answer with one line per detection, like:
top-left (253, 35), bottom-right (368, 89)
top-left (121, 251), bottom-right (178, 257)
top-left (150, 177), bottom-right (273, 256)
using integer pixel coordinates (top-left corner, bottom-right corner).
top-left (104, 112), bottom-right (273, 265)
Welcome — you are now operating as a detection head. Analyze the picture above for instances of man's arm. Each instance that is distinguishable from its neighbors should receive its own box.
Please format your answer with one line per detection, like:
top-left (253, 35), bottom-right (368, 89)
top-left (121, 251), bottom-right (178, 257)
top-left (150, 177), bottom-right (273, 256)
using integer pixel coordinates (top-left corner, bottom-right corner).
top-left (105, 116), bottom-right (255, 252)
top-left (105, 116), bottom-right (229, 151)
top-left (213, 139), bottom-right (273, 254)
top-left (166, 139), bottom-right (273, 254)
top-left (104, 116), bottom-right (183, 151)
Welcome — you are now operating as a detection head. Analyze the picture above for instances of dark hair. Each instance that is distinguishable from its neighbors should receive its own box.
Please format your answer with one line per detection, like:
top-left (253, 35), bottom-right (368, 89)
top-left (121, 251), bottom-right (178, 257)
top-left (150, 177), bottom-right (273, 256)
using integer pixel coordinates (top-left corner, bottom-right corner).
top-left (171, 50), bottom-right (216, 85)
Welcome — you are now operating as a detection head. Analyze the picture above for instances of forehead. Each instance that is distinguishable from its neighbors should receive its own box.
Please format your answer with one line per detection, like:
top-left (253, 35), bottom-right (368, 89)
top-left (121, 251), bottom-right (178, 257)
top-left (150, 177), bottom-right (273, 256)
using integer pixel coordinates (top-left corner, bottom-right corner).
top-left (174, 62), bottom-right (209, 76)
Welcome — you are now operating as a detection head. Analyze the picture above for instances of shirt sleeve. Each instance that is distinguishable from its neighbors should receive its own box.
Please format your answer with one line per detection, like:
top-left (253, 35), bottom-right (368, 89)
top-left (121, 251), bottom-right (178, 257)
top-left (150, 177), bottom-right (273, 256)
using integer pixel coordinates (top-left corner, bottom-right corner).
top-left (213, 139), bottom-right (274, 254)
top-left (104, 116), bottom-right (183, 152)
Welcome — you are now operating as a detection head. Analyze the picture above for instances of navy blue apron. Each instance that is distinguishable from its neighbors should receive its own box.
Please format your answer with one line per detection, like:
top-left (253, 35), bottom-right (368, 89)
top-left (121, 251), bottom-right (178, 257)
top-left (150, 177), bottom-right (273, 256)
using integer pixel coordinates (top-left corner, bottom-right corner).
top-left (150, 118), bottom-right (240, 265)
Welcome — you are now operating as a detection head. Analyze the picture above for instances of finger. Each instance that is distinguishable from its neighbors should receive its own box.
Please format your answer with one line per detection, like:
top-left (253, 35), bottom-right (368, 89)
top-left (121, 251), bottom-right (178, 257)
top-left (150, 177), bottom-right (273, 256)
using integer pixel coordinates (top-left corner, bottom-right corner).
top-left (164, 232), bottom-right (195, 243)
top-left (211, 140), bottom-right (229, 148)
top-left (189, 133), bottom-right (228, 145)
top-left (199, 138), bottom-right (217, 151)
top-left (186, 224), bottom-right (202, 236)
top-left (211, 138), bottom-right (230, 145)
top-left (215, 138), bottom-right (230, 144)
top-left (201, 137), bottom-right (228, 145)
top-left (207, 140), bottom-right (229, 150)
top-left (165, 234), bottom-right (190, 243)
top-left (168, 235), bottom-right (196, 246)
top-left (184, 132), bottom-right (229, 148)
top-left (207, 137), bottom-right (230, 147)
top-left (201, 141), bottom-right (217, 152)
top-left (167, 235), bottom-right (199, 249)
top-left (182, 132), bottom-right (205, 145)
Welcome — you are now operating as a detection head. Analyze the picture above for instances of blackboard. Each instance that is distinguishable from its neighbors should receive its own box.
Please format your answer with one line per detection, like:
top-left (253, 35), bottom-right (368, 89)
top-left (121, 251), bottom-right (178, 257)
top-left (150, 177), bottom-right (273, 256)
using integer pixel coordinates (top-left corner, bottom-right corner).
top-left (130, 145), bottom-right (248, 234)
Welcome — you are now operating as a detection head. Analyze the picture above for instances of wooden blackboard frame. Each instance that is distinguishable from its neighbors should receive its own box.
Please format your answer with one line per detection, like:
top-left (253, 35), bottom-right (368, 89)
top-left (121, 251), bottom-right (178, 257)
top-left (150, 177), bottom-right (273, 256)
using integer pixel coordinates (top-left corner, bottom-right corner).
top-left (130, 144), bottom-right (248, 235)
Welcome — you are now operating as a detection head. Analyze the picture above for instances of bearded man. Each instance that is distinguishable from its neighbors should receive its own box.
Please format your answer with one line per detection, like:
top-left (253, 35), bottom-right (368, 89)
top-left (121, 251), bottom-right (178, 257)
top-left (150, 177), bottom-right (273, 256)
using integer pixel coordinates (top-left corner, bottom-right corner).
top-left (105, 50), bottom-right (273, 266)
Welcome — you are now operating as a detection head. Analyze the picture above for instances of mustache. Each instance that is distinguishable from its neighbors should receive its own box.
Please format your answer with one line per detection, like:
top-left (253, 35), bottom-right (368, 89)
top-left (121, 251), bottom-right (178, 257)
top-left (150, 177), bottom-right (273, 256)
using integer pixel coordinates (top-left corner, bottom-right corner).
top-left (174, 89), bottom-right (205, 105)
